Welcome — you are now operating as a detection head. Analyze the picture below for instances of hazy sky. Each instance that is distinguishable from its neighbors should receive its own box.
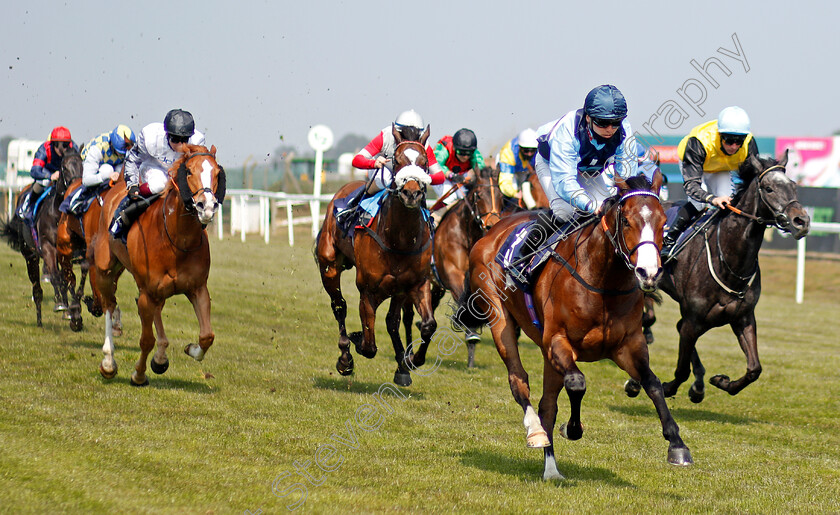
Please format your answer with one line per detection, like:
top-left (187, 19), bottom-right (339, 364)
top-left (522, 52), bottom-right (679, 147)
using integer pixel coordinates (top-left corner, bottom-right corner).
top-left (1, 0), bottom-right (836, 167)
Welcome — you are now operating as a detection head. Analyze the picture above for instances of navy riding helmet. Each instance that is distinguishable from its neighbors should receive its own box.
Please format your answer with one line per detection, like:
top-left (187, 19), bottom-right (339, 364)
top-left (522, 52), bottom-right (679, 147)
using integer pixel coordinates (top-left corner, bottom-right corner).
top-left (584, 85), bottom-right (627, 120)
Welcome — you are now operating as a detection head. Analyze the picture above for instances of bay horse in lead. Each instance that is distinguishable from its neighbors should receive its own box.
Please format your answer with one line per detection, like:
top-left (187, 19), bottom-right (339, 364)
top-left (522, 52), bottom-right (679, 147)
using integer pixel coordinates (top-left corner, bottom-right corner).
top-left (316, 125), bottom-right (437, 387)
top-left (458, 172), bottom-right (692, 480)
top-left (89, 145), bottom-right (226, 386)
top-left (626, 151), bottom-right (810, 402)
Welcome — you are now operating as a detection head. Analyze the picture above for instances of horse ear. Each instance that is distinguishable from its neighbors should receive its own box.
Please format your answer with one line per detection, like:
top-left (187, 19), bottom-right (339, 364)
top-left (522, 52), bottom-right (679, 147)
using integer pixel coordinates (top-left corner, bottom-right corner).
top-left (747, 153), bottom-right (763, 174)
top-left (420, 124), bottom-right (430, 146)
top-left (392, 123), bottom-right (403, 144)
top-left (613, 170), bottom-right (629, 192)
top-left (210, 145), bottom-right (217, 157)
top-left (650, 169), bottom-right (664, 196)
top-left (778, 148), bottom-right (788, 168)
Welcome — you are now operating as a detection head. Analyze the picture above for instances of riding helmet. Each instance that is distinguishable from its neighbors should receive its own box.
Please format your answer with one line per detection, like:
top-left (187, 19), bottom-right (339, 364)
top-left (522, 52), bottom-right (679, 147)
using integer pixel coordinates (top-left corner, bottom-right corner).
top-left (49, 126), bottom-right (72, 142)
top-left (517, 128), bottom-right (538, 149)
top-left (394, 109), bottom-right (424, 131)
top-left (717, 106), bottom-right (751, 135)
top-left (453, 128), bottom-right (478, 152)
top-left (110, 124), bottom-right (136, 155)
top-left (164, 109), bottom-right (195, 138)
top-left (583, 85), bottom-right (628, 120)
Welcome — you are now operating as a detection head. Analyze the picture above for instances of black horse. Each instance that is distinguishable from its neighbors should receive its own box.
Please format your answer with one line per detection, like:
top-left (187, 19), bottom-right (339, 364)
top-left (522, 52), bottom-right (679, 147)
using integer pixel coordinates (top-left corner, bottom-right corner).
top-left (0, 146), bottom-right (83, 326)
top-left (626, 151), bottom-right (810, 402)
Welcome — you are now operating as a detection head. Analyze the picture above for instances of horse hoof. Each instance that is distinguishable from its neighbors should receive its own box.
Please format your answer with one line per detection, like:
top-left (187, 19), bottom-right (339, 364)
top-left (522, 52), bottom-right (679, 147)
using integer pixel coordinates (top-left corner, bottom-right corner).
top-left (112, 327), bottom-right (123, 338)
top-left (393, 371), bottom-right (412, 387)
top-left (624, 379), bottom-right (642, 397)
top-left (688, 384), bottom-right (705, 403)
top-left (150, 358), bottom-right (169, 375)
top-left (54, 304), bottom-right (68, 312)
top-left (709, 374), bottom-right (730, 390)
top-left (526, 429), bottom-right (550, 448)
top-left (62, 312), bottom-right (72, 320)
top-left (668, 447), bottom-right (693, 466)
top-left (99, 363), bottom-right (118, 379)
top-left (336, 355), bottom-right (354, 376)
top-left (69, 317), bottom-right (83, 332)
top-left (662, 381), bottom-right (678, 398)
top-left (349, 332), bottom-right (377, 359)
top-left (643, 327), bottom-right (655, 345)
top-left (466, 332), bottom-right (480, 344)
top-left (130, 375), bottom-right (149, 387)
top-left (559, 422), bottom-right (583, 441)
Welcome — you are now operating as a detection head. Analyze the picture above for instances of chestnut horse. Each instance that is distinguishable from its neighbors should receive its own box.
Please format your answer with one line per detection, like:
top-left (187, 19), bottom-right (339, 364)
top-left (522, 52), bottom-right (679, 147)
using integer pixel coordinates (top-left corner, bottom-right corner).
top-left (458, 172), bottom-right (693, 480)
top-left (625, 152), bottom-right (810, 402)
top-left (316, 125), bottom-right (437, 387)
top-left (0, 146), bottom-right (82, 326)
top-left (57, 175), bottom-right (116, 332)
top-left (428, 166), bottom-right (503, 367)
top-left (89, 145), bottom-right (226, 386)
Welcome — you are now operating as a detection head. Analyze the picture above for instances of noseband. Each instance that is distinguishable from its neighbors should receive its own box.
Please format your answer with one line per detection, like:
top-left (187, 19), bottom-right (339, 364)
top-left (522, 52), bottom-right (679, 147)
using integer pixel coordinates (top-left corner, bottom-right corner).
top-left (466, 181), bottom-right (502, 232)
top-left (602, 190), bottom-right (661, 270)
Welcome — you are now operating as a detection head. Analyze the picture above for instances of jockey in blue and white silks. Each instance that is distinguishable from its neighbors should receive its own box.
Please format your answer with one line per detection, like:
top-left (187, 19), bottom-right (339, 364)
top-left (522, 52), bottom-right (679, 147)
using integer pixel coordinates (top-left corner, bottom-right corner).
top-left (534, 103), bottom-right (638, 221)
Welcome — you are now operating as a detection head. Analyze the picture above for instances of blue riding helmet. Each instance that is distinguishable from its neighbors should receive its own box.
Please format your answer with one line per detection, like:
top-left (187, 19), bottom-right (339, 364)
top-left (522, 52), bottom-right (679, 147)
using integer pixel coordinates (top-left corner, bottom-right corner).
top-left (584, 85), bottom-right (628, 120)
top-left (110, 124), bottom-right (136, 155)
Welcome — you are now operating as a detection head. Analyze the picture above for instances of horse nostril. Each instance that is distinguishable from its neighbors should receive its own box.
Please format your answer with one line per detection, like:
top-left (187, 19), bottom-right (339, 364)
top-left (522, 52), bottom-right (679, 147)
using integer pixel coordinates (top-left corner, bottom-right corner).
top-left (635, 267), bottom-right (648, 280)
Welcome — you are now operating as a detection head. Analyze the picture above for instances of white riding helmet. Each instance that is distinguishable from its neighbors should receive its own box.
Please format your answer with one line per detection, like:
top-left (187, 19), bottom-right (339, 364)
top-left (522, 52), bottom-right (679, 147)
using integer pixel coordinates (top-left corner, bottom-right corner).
top-left (517, 128), bottom-right (538, 149)
top-left (394, 109), bottom-right (424, 131)
top-left (717, 106), bottom-right (751, 135)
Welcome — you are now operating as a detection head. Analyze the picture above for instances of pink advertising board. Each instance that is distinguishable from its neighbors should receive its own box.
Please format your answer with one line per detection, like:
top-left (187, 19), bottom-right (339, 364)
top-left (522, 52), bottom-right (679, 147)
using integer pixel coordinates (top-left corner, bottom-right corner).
top-left (775, 137), bottom-right (840, 187)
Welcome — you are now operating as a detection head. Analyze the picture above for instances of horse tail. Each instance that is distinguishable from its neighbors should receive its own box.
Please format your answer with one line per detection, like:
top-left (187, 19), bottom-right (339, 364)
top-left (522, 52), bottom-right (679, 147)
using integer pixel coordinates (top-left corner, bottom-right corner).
top-left (0, 216), bottom-right (25, 253)
top-left (452, 271), bottom-right (488, 331)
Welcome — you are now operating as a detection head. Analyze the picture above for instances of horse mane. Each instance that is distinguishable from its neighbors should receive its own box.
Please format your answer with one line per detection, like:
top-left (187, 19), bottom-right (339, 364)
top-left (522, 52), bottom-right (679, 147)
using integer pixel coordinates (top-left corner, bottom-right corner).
top-left (165, 144), bottom-right (211, 193)
top-left (398, 126), bottom-right (422, 142)
top-left (602, 174), bottom-right (654, 213)
top-left (731, 154), bottom-right (769, 206)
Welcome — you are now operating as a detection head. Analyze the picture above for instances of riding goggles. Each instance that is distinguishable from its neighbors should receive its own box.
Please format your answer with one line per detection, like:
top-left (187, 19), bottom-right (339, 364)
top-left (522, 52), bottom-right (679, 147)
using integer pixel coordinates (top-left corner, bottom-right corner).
top-left (591, 117), bottom-right (624, 128)
top-left (721, 134), bottom-right (746, 146)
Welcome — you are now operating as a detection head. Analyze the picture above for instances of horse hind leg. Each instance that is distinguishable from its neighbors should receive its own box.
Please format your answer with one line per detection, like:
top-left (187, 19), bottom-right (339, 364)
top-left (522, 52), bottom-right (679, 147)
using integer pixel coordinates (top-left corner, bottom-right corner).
top-left (662, 318), bottom-right (706, 397)
top-left (318, 255), bottom-right (355, 375)
top-left (709, 313), bottom-right (761, 396)
top-left (688, 349), bottom-right (706, 403)
top-left (24, 251), bottom-right (44, 327)
top-left (131, 292), bottom-right (159, 386)
top-left (150, 301), bottom-right (170, 375)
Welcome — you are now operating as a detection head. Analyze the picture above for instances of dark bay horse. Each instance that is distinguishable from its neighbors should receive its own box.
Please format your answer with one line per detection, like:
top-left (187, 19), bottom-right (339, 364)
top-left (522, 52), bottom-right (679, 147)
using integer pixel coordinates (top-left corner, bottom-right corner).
top-left (316, 125), bottom-right (437, 387)
top-left (429, 166), bottom-right (503, 367)
top-left (57, 175), bottom-right (115, 332)
top-left (89, 145), bottom-right (226, 385)
top-left (459, 172), bottom-right (693, 480)
top-left (626, 152), bottom-right (810, 402)
top-left (0, 146), bottom-right (82, 326)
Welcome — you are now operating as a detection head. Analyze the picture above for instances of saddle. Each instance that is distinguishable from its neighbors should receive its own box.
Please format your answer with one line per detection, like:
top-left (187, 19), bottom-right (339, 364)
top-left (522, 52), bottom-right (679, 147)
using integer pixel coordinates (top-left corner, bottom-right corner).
top-left (495, 216), bottom-right (594, 293)
top-left (662, 207), bottom-right (720, 262)
top-left (59, 184), bottom-right (108, 217)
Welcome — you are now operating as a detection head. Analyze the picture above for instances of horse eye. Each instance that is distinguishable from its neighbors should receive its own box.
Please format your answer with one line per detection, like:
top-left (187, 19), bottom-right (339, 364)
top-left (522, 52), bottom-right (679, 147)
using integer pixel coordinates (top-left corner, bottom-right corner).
top-left (763, 186), bottom-right (774, 193)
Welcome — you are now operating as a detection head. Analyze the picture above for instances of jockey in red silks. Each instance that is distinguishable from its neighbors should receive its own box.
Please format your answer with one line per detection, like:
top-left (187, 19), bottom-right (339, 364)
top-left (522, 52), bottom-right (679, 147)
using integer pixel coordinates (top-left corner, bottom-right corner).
top-left (18, 126), bottom-right (77, 226)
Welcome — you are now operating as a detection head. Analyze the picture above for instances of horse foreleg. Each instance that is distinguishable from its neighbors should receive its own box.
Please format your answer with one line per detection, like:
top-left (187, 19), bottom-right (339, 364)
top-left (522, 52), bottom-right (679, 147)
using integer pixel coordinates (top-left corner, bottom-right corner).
top-left (538, 361), bottom-right (566, 481)
top-left (356, 292), bottom-right (381, 359)
top-left (408, 280), bottom-right (437, 369)
top-left (401, 302), bottom-right (414, 348)
top-left (150, 300), bottom-right (170, 375)
top-left (386, 297), bottom-right (411, 387)
top-left (613, 335), bottom-right (693, 466)
top-left (185, 284), bottom-right (214, 362)
top-left (131, 291), bottom-right (158, 386)
top-left (24, 251), bottom-right (44, 327)
top-left (710, 312), bottom-right (761, 395)
top-left (662, 317), bottom-right (706, 397)
top-left (642, 294), bottom-right (657, 345)
top-left (41, 244), bottom-right (67, 313)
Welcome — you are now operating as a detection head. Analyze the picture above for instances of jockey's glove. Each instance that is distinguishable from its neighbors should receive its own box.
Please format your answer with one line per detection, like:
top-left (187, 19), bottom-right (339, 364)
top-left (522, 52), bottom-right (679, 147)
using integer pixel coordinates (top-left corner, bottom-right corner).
top-left (449, 173), bottom-right (465, 184)
top-left (127, 185), bottom-right (142, 200)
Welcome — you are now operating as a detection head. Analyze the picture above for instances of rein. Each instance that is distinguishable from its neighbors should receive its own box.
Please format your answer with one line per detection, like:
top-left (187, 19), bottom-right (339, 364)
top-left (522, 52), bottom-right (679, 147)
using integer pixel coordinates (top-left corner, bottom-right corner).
top-left (602, 190), bottom-right (662, 270)
top-left (724, 165), bottom-right (793, 229)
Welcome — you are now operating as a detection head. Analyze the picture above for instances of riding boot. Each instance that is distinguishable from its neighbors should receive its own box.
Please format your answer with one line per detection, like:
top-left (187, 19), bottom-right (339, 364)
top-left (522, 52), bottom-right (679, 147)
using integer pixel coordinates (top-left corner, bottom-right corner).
top-left (661, 203), bottom-right (698, 259)
top-left (335, 187), bottom-right (367, 227)
top-left (21, 183), bottom-right (45, 226)
top-left (109, 196), bottom-right (153, 242)
top-left (430, 202), bottom-right (455, 229)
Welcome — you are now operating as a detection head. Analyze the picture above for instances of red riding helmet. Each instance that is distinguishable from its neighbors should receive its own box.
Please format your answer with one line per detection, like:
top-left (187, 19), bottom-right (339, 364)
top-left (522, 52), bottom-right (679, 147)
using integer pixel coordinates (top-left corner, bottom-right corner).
top-left (49, 126), bottom-right (72, 142)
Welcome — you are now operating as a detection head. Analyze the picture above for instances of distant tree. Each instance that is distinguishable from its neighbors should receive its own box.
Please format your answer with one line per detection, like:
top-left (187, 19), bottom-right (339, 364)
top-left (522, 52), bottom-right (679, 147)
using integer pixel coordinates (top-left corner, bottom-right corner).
top-left (326, 133), bottom-right (369, 159)
top-left (833, 128), bottom-right (840, 136)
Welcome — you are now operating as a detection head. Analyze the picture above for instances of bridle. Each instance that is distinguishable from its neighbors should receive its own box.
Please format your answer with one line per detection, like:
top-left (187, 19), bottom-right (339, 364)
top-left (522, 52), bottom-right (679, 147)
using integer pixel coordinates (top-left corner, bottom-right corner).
top-left (165, 152), bottom-right (226, 253)
top-left (601, 190), bottom-right (662, 270)
top-left (464, 175), bottom-right (503, 232)
top-left (724, 165), bottom-right (797, 230)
